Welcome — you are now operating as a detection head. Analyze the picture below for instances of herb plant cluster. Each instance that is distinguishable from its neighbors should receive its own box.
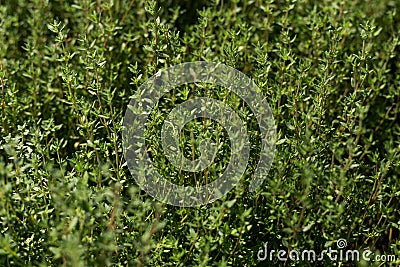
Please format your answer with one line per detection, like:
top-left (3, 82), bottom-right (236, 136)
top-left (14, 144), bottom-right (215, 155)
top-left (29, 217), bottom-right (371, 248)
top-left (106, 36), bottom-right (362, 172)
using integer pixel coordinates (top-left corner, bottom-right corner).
top-left (0, 0), bottom-right (399, 266)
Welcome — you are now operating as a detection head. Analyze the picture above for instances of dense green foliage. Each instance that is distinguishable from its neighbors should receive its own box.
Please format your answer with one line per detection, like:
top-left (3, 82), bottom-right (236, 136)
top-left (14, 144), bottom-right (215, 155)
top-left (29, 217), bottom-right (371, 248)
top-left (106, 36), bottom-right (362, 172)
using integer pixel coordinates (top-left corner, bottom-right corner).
top-left (0, 0), bottom-right (399, 266)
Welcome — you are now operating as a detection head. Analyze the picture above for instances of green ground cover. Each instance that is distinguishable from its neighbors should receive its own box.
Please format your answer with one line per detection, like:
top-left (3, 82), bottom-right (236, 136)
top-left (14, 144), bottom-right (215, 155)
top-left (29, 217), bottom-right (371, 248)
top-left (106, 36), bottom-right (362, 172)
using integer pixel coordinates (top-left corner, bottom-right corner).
top-left (0, 0), bottom-right (399, 266)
